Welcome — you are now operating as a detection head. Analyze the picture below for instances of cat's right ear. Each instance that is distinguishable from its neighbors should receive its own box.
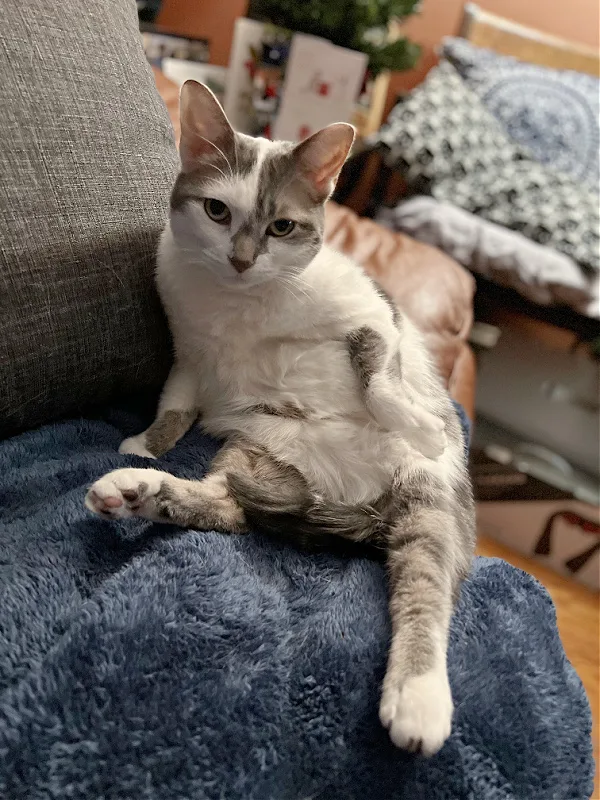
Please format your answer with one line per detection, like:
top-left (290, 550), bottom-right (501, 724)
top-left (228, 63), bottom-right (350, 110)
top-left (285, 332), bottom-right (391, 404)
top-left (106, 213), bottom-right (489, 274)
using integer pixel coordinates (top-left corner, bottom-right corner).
top-left (179, 80), bottom-right (235, 173)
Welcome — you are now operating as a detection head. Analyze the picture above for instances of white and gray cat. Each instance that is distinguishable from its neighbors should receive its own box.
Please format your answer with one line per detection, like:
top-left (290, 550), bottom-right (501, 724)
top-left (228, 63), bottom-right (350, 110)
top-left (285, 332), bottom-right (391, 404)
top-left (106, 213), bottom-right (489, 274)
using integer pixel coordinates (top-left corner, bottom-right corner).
top-left (86, 81), bottom-right (475, 756)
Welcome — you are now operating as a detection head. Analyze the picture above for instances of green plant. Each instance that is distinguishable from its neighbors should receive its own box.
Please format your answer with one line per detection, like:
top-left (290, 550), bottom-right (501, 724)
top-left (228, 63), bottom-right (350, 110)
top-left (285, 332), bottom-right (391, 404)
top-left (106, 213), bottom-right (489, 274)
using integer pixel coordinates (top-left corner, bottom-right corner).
top-left (248, 0), bottom-right (422, 75)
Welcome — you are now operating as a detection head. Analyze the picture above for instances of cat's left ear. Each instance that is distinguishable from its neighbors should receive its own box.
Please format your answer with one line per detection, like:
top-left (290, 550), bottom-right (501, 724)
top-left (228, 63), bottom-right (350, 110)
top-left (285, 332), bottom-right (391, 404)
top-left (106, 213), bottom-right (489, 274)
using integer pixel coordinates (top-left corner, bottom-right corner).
top-left (179, 80), bottom-right (235, 173)
top-left (293, 123), bottom-right (355, 200)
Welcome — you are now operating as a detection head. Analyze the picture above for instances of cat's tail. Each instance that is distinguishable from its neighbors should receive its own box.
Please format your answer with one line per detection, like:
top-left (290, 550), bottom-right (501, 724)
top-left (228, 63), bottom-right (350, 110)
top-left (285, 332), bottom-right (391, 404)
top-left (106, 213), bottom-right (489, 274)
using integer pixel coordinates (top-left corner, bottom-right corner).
top-left (227, 472), bottom-right (388, 547)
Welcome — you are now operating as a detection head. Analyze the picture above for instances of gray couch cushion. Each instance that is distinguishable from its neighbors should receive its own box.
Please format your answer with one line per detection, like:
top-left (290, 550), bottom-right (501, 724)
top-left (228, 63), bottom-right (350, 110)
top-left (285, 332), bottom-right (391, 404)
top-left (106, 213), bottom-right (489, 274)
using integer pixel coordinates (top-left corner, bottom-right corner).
top-left (0, 0), bottom-right (179, 438)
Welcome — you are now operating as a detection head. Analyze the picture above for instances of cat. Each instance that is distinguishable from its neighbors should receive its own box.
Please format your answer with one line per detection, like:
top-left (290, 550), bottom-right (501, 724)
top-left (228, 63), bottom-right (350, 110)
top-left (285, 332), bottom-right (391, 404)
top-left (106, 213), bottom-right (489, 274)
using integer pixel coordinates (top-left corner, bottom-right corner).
top-left (85, 81), bottom-right (475, 757)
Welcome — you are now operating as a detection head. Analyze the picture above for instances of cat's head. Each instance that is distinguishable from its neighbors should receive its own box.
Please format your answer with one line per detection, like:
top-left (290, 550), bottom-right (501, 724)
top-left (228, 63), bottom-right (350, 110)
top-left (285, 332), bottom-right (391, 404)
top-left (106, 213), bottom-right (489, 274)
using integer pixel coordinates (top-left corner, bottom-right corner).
top-left (169, 80), bottom-right (354, 287)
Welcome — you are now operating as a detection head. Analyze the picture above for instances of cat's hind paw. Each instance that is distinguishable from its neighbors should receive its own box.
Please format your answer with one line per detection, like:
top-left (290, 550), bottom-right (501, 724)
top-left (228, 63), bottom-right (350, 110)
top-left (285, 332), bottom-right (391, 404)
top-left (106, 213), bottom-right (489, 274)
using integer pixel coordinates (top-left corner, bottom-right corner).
top-left (379, 669), bottom-right (453, 757)
top-left (85, 468), bottom-right (165, 520)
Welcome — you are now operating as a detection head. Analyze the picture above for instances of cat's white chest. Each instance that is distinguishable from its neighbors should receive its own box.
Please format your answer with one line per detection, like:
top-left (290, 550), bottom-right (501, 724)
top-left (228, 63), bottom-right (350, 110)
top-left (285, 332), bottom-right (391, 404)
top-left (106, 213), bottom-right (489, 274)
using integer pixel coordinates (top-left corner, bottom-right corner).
top-left (203, 318), bottom-right (364, 420)
top-left (160, 253), bottom-right (361, 415)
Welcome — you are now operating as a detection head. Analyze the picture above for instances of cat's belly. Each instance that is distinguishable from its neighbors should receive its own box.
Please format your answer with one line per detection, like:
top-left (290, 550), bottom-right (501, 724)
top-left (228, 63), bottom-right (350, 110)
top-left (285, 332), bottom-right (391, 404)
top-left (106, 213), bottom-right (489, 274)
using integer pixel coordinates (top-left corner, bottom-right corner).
top-left (202, 412), bottom-right (407, 505)
top-left (194, 338), bottom-right (407, 503)
top-left (196, 337), bottom-right (367, 419)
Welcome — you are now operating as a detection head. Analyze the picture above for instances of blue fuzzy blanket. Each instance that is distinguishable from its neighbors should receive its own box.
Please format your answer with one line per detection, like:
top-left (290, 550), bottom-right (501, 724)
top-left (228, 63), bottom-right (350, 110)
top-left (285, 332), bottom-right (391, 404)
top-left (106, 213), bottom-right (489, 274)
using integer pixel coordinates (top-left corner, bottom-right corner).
top-left (0, 400), bottom-right (593, 800)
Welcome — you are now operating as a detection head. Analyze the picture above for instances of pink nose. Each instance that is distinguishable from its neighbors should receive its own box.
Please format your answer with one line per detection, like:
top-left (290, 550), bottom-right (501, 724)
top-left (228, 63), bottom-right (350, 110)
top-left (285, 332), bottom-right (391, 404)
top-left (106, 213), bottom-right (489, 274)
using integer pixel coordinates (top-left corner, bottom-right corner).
top-left (229, 256), bottom-right (252, 274)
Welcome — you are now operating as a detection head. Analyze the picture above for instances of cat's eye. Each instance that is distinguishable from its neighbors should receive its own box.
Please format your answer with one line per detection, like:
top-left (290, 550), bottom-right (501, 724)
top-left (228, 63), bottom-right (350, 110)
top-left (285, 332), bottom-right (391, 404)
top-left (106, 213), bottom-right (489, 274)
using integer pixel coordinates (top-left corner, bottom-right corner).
top-left (204, 198), bottom-right (231, 224)
top-left (267, 219), bottom-right (295, 237)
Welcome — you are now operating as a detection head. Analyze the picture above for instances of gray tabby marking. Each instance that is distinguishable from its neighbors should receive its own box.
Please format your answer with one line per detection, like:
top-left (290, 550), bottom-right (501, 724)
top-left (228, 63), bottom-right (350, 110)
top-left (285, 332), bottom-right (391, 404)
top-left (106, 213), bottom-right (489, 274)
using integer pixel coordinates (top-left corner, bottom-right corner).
top-left (144, 409), bottom-right (198, 458)
top-left (171, 136), bottom-right (259, 210)
top-left (171, 139), bottom-right (324, 272)
top-left (347, 326), bottom-right (387, 389)
top-left (231, 146), bottom-right (323, 270)
top-left (247, 402), bottom-right (309, 420)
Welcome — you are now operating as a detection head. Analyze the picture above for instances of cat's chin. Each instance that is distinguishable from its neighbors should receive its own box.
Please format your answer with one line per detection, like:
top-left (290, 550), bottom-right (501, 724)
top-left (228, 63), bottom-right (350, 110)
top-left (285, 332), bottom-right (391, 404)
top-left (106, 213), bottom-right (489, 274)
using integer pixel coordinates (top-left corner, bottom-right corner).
top-left (211, 270), bottom-right (275, 290)
top-left (210, 262), bottom-right (306, 289)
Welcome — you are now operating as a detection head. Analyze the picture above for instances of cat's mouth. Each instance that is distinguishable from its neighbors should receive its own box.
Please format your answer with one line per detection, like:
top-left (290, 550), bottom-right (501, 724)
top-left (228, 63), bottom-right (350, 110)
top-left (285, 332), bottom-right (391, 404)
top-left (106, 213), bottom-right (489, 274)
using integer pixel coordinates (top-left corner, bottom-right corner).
top-left (217, 268), bottom-right (268, 290)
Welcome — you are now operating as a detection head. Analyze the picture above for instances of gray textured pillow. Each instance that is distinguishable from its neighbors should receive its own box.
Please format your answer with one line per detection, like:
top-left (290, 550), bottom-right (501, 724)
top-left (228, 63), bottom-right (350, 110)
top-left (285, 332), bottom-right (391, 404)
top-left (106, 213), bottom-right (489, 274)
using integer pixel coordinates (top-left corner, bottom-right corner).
top-left (0, 0), bottom-right (179, 437)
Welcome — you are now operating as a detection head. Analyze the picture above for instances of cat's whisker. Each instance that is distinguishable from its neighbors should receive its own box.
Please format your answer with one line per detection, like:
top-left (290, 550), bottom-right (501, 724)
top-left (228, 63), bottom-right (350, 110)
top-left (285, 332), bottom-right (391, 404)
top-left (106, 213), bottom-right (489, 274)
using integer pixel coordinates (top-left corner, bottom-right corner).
top-left (280, 280), bottom-right (306, 303)
top-left (279, 276), bottom-right (313, 306)
top-left (204, 160), bottom-right (229, 182)
top-left (197, 135), bottom-right (234, 178)
top-left (279, 282), bottom-right (303, 305)
top-left (281, 273), bottom-right (313, 300)
top-left (289, 271), bottom-right (312, 295)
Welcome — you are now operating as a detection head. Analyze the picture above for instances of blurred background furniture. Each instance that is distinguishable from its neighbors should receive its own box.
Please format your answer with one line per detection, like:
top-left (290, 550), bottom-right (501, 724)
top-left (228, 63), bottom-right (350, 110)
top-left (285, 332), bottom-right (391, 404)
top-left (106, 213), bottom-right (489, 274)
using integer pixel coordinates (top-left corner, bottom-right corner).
top-left (333, 9), bottom-right (600, 584)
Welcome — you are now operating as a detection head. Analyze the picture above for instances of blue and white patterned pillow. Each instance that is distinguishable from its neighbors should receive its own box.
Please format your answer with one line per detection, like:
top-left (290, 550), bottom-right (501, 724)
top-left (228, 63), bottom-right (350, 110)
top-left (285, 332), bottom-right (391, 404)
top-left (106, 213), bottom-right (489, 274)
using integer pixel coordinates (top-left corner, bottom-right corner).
top-left (375, 62), bottom-right (600, 275)
top-left (441, 37), bottom-right (599, 194)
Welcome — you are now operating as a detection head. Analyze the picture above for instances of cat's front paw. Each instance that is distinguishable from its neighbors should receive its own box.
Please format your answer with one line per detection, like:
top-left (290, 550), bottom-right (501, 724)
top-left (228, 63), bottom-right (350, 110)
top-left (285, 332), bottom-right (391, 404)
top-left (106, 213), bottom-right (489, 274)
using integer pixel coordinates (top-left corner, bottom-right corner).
top-left (119, 434), bottom-right (156, 459)
top-left (408, 427), bottom-right (447, 460)
top-left (423, 415), bottom-right (445, 435)
top-left (379, 669), bottom-right (453, 756)
top-left (85, 468), bottom-right (165, 520)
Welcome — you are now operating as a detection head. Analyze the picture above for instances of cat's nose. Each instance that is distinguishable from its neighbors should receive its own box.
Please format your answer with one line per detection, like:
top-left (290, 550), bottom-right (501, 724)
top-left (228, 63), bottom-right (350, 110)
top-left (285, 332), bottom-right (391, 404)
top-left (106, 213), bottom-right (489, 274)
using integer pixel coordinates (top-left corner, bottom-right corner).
top-left (229, 256), bottom-right (253, 274)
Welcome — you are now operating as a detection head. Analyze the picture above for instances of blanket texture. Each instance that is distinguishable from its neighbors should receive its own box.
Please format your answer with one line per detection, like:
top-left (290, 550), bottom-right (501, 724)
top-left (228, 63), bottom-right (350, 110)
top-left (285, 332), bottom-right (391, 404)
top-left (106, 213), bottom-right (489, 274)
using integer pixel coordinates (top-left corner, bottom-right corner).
top-left (0, 400), bottom-right (593, 800)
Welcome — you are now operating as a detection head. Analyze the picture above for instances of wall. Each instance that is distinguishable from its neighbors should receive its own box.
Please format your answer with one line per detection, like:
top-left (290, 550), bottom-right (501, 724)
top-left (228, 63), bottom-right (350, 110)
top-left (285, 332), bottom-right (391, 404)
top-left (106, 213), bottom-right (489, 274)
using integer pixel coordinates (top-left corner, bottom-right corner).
top-left (157, 0), bottom-right (249, 66)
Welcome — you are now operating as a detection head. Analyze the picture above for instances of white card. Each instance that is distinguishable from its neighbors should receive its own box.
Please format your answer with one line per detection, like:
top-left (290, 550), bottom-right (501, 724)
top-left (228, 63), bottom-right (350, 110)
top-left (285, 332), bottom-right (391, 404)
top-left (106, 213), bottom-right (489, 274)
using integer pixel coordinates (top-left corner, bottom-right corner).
top-left (272, 34), bottom-right (367, 142)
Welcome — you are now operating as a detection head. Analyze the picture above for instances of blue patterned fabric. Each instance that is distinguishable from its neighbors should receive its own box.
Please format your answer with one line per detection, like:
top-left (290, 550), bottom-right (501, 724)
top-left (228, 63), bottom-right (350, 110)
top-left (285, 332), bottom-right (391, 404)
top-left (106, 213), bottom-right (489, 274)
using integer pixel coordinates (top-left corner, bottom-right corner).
top-left (0, 398), bottom-right (594, 799)
top-left (376, 62), bottom-right (599, 274)
top-left (442, 37), bottom-right (600, 194)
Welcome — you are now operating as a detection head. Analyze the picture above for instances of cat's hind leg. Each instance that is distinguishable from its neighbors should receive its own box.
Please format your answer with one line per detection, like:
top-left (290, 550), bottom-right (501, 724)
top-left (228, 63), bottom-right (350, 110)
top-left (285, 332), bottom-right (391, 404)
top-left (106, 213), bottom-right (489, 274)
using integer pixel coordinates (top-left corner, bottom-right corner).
top-left (379, 472), bottom-right (472, 756)
top-left (86, 440), bottom-right (253, 532)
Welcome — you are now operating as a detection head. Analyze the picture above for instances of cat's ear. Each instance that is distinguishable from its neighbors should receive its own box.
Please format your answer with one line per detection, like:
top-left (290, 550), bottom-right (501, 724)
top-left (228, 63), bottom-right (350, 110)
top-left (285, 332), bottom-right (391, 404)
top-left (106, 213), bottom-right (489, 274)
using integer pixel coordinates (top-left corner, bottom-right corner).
top-left (179, 80), bottom-right (234, 173)
top-left (293, 123), bottom-right (355, 200)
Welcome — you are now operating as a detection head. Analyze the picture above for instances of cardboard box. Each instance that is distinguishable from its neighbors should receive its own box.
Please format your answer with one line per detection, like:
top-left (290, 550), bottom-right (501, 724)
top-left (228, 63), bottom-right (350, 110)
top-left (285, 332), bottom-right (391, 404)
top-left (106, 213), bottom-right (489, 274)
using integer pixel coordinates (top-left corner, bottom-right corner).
top-left (472, 449), bottom-right (600, 591)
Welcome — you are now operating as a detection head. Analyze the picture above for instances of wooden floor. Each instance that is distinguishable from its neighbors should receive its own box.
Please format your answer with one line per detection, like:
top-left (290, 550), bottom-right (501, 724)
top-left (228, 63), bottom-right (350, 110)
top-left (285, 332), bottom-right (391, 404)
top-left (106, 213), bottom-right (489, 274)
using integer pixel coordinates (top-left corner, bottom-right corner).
top-left (477, 535), bottom-right (599, 798)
